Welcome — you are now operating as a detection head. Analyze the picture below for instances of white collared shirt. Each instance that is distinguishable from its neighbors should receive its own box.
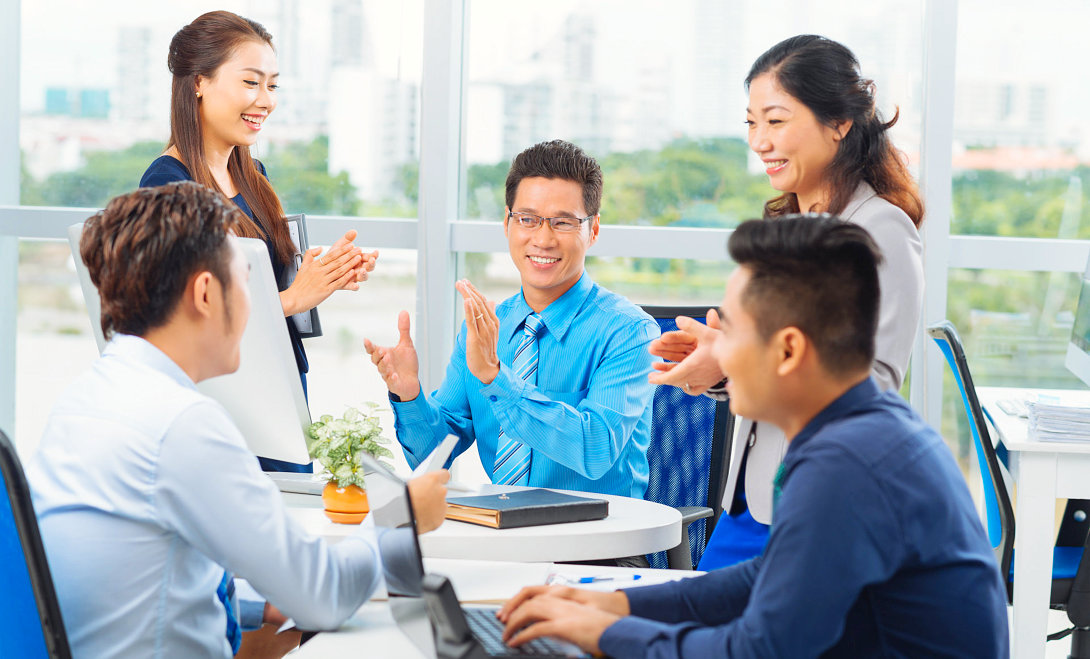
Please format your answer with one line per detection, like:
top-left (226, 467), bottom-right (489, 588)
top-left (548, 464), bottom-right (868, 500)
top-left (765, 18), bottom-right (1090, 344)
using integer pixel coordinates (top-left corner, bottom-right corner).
top-left (26, 334), bottom-right (380, 658)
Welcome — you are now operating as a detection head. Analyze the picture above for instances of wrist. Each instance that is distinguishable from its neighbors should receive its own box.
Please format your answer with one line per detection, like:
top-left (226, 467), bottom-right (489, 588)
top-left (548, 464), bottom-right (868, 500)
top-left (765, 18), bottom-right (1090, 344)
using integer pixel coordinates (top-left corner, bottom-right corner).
top-left (477, 364), bottom-right (500, 386)
top-left (279, 289), bottom-right (300, 317)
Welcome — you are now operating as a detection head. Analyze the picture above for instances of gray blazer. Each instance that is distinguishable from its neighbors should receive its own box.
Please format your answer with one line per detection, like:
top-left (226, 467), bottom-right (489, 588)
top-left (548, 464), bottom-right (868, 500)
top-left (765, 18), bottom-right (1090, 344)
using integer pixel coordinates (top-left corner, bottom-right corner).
top-left (722, 183), bottom-right (924, 523)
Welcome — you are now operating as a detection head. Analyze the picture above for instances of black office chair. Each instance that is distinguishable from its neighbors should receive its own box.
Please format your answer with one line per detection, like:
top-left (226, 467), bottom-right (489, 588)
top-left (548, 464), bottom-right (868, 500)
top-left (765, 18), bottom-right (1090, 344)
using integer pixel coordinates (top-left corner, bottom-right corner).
top-left (641, 305), bottom-right (734, 570)
top-left (0, 429), bottom-right (71, 658)
top-left (928, 321), bottom-right (1090, 657)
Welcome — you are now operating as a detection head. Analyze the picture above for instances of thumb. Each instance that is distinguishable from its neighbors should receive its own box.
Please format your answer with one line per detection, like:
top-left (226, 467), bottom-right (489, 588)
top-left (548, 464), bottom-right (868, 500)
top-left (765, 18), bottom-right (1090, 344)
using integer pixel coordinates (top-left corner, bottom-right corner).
top-left (706, 307), bottom-right (721, 329)
top-left (397, 310), bottom-right (413, 346)
top-left (674, 315), bottom-right (701, 332)
top-left (303, 247), bottom-right (321, 265)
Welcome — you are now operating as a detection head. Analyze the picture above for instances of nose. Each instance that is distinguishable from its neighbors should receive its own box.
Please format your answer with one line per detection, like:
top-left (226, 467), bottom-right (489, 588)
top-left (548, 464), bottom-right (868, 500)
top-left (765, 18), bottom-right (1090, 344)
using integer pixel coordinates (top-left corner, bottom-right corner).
top-left (529, 221), bottom-right (558, 246)
top-left (256, 85), bottom-right (274, 111)
top-left (749, 124), bottom-right (770, 154)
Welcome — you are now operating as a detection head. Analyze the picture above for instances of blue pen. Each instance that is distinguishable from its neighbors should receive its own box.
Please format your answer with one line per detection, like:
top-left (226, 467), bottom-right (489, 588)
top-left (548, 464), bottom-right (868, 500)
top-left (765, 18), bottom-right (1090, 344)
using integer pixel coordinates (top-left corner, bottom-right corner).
top-left (578, 575), bottom-right (642, 584)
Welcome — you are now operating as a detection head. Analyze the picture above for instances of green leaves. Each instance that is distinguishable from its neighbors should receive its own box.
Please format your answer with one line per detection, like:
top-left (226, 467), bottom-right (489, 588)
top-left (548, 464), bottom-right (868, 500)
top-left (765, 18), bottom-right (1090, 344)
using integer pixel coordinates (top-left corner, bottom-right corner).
top-left (306, 404), bottom-right (394, 489)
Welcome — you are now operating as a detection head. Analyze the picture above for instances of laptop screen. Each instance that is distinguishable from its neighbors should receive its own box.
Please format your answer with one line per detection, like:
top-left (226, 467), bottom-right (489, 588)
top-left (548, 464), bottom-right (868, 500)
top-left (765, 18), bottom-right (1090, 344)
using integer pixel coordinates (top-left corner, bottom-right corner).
top-left (360, 455), bottom-right (427, 598)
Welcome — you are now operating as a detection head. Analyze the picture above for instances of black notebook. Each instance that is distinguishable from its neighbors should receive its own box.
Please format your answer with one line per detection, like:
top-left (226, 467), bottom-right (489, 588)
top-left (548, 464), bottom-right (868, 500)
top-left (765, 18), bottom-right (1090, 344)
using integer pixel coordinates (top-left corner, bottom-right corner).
top-left (445, 489), bottom-right (609, 529)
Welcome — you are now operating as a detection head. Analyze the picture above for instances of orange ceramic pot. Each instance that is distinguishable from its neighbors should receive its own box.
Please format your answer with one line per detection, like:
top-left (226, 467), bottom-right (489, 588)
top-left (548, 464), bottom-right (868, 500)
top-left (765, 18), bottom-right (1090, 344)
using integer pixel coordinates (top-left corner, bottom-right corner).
top-left (322, 481), bottom-right (369, 524)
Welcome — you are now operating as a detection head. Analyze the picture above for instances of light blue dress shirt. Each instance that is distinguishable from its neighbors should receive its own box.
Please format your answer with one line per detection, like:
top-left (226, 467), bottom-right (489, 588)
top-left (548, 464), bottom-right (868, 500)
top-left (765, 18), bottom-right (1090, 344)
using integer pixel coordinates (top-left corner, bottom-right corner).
top-left (394, 272), bottom-right (658, 498)
top-left (26, 335), bottom-right (381, 658)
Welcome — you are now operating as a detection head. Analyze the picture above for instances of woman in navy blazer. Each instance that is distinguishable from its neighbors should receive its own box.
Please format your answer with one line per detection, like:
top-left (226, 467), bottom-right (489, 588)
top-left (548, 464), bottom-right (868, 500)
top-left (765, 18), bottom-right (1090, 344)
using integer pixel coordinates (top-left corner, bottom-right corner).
top-left (141, 11), bottom-right (378, 471)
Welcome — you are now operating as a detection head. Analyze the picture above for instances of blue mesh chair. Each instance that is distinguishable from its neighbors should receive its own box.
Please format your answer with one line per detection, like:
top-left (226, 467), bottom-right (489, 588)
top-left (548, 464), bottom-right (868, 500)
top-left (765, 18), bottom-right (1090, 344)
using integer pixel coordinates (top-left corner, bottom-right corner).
top-left (929, 321), bottom-right (1090, 655)
top-left (641, 306), bottom-right (734, 570)
top-left (0, 430), bottom-right (71, 658)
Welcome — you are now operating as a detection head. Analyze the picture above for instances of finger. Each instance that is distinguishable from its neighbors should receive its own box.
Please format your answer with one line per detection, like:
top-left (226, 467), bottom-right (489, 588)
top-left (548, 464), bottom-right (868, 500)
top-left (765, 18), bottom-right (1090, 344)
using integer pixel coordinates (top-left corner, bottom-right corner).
top-left (397, 311), bottom-right (413, 346)
top-left (676, 315), bottom-right (715, 340)
top-left (363, 338), bottom-right (377, 356)
top-left (302, 247), bottom-right (321, 268)
top-left (706, 307), bottom-right (721, 329)
top-left (650, 362), bottom-right (677, 373)
top-left (498, 586), bottom-right (550, 620)
top-left (463, 297), bottom-right (481, 339)
top-left (508, 620), bottom-right (563, 648)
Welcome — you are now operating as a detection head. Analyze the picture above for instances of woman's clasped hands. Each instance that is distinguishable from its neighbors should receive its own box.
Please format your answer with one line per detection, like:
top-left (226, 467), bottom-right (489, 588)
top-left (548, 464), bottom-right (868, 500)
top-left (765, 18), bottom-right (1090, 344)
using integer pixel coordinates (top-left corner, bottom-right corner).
top-left (280, 229), bottom-right (379, 316)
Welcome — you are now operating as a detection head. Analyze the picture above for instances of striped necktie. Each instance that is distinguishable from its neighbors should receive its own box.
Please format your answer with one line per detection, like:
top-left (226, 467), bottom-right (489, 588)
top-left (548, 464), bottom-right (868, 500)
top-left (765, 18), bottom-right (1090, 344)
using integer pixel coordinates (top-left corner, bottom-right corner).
top-left (493, 313), bottom-right (543, 486)
top-left (217, 571), bottom-right (242, 654)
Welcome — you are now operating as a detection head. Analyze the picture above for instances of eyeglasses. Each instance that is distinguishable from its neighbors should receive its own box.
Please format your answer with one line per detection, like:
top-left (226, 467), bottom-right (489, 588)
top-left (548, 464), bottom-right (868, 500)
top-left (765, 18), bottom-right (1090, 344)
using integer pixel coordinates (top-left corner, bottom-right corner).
top-left (507, 211), bottom-right (593, 233)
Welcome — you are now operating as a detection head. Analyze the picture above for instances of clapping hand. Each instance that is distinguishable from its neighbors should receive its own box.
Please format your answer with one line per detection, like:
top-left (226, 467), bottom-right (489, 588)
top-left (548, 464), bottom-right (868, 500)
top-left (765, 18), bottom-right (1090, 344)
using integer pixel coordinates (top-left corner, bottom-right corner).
top-left (280, 229), bottom-right (368, 316)
top-left (456, 279), bottom-right (501, 385)
top-left (364, 310), bottom-right (421, 401)
top-left (648, 309), bottom-right (727, 396)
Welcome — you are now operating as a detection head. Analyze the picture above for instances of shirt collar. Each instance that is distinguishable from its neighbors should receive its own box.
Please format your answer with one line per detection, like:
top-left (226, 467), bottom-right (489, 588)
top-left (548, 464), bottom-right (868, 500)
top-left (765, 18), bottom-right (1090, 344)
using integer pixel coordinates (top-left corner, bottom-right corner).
top-left (102, 334), bottom-right (199, 392)
top-left (507, 271), bottom-right (594, 342)
top-left (785, 376), bottom-right (880, 455)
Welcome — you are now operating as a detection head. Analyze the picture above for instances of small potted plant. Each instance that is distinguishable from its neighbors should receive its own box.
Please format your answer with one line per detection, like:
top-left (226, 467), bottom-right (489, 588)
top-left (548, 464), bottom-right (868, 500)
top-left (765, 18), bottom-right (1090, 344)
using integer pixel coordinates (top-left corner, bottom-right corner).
top-left (306, 403), bottom-right (395, 524)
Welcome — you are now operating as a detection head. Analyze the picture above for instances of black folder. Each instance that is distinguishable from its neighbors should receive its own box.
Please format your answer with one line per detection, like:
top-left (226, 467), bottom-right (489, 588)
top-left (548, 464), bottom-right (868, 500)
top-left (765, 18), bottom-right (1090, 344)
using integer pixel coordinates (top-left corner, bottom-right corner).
top-left (445, 489), bottom-right (609, 529)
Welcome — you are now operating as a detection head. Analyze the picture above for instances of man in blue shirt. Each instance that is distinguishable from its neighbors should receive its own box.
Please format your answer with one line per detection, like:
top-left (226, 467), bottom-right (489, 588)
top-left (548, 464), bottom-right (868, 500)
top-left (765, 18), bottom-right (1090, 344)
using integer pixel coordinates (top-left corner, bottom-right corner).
top-left (27, 182), bottom-right (449, 658)
top-left (365, 140), bottom-right (658, 500)
top-left (497, 216), bottom-right (1009, 657)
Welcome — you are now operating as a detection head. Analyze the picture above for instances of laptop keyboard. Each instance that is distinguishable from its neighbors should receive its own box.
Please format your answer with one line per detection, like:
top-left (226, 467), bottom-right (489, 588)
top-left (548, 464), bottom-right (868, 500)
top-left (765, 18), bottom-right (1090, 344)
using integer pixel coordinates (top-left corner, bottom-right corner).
top-left (463, 606), bottom-right (576, 657)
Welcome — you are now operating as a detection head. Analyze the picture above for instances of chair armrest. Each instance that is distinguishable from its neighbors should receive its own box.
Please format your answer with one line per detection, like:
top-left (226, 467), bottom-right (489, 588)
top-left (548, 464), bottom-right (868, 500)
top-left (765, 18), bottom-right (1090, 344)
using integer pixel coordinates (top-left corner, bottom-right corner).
top-left (665, 507), bottom-right (714, 570)
top-left (677, 506), bottom-right (713, 525)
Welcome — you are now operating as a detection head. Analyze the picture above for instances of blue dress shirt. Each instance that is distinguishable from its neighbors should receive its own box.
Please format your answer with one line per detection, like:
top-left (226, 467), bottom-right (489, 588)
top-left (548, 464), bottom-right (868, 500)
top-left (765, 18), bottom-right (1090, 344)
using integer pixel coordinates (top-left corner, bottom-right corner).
top-left (393, 272), bottom-right (658, 498)
top-left (26, 335), bottom-right (381, 658)
top-left (600, 378), bottom-right (1009, 658)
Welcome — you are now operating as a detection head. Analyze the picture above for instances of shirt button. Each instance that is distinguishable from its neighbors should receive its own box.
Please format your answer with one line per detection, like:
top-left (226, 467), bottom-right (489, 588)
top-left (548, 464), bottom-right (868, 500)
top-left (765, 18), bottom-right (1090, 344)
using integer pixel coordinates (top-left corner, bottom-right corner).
top-left (489, 395), bottom-right (498, 402)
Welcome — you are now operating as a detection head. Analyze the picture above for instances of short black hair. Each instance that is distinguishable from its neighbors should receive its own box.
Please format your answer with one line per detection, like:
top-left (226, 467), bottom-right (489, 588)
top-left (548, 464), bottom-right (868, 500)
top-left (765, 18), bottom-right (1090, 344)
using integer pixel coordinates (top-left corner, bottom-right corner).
top-left (505, 140), bottom-right (603, 216)
top-left (80, 181), bottom-right (244, 339)
top-left (727, 214), bottom-right (883, 376)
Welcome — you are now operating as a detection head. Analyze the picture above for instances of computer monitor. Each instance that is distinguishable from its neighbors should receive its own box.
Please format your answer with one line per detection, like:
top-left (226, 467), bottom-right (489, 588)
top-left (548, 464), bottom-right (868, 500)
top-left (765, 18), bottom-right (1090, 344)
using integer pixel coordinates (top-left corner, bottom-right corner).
top-left (68, 224), bottom-right (312, 464)
top-left (1066, 255), bottom-right (1090, 389)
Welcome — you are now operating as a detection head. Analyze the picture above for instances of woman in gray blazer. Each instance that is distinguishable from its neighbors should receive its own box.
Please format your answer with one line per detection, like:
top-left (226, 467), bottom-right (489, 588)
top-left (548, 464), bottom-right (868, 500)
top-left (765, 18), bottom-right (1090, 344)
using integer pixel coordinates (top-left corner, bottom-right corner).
top-left (650, 35), bottom-right (924, 569)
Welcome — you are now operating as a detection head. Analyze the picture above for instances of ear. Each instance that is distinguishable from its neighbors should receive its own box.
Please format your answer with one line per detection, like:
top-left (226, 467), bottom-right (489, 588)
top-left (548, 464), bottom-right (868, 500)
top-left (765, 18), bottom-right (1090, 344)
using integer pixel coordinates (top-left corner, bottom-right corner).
top-left (195, 74), bottom-right (209, 99)
top-left (189, 271), bottom-right (216, 320)
top-left (586, 215), bottom-right (601, 247)
top-left (834, 118), bottom-right (854, 141)
top-left (503, 207), bottom-right (511, 237)
top-left (773, 326), bottom-right (808, 377)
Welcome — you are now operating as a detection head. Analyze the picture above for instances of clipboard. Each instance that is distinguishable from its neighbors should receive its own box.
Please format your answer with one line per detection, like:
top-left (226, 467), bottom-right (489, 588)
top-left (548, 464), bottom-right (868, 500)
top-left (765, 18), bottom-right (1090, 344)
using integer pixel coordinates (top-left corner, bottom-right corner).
top-left (281, 213), bottom-right (323, 338)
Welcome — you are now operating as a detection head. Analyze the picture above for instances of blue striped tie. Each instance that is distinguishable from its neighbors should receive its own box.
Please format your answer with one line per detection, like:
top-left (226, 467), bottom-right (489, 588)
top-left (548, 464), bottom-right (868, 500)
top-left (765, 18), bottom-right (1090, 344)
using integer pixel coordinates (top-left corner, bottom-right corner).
top-left (217, 571), bottom-right (242, 654)
top-left (493, 313), bottom-right (543, 486)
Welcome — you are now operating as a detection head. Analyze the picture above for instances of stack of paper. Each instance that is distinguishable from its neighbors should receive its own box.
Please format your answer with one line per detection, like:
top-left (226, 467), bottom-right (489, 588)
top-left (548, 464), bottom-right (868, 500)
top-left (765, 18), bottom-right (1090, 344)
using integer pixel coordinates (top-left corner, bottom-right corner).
top-left (1027, 400), bottom-right (1090, 442)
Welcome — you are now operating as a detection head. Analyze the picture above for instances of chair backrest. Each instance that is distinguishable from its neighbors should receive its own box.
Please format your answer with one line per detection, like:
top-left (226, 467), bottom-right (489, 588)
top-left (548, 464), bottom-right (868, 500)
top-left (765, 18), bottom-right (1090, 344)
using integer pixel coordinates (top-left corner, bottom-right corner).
top-left (0, 431), bottom-right (71, 658)
top-left (641, 305), bottom-right (734, 569)
top-left (927, 321), bottom-right (1015, 588)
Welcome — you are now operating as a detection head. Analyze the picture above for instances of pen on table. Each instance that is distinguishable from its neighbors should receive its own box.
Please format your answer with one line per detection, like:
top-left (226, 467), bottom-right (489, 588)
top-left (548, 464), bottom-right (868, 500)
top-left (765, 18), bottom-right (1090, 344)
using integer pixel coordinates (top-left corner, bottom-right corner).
top-left (578, 575), bottom-right (643, 584)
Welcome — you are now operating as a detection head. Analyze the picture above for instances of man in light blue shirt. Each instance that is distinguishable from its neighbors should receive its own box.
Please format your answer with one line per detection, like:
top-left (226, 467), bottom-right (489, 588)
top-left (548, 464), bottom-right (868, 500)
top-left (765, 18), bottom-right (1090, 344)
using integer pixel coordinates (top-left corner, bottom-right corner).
top-left (26, 182), bottom-right (449, 658)
top-left (366, 140), bottom-right (658, 499)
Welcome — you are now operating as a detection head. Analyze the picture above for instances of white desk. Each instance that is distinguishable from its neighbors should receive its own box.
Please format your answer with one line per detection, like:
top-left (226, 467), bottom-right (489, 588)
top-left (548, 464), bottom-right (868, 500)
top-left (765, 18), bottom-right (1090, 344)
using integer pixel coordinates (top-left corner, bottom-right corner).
top-left (282, 484), bottom-right (682, 562)
top-left (978, 386), bottom-right (1090, 659)
top-left (293, 559), bottom-right (702, 657)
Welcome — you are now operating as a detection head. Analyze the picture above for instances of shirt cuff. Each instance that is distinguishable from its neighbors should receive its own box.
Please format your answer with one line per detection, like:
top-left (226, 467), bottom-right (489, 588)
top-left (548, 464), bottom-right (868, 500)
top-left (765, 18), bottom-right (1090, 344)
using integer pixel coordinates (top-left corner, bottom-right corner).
top-left (390, 391), bottom-right (430, 424)
top-left (599, 616), bottom-right (675, 659)
top-left (234, 579), bottom-right (266, 631)
top-left (704, 378), bottom-right (729, 402)
top-left (478, 364), bottom-right (527, 411)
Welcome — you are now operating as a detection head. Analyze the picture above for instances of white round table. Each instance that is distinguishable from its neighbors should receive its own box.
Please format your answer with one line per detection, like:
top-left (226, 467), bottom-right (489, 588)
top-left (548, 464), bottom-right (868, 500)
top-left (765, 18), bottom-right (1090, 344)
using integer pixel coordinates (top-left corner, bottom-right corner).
top-left (282, 484), bottom-right (682, 562)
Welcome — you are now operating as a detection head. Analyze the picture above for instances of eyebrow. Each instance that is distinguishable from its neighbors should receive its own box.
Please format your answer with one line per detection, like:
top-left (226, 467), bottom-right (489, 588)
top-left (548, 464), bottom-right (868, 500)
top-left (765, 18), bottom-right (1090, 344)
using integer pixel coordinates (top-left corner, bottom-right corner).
top-left (745, 104), bottom-right (789, 115)
top-left (513, 208), bottom-right (581, 218)
top-left (240, 67), bottom-right (279, 78)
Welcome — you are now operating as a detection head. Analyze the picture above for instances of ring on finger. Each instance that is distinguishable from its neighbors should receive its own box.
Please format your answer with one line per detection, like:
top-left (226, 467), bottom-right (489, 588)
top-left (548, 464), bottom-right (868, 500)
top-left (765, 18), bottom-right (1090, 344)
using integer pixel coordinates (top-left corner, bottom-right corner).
top-left (683, 382), bottom-right (692, 394)
top-left (318, 255), bottom-right (326, 266)
top-left (475, 314), bottom-right (484, 320)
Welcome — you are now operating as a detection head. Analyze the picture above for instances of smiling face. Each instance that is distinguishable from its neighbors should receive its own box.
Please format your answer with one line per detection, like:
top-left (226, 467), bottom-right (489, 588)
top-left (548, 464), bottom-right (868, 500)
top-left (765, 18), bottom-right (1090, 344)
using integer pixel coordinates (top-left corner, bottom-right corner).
top-left (713, 266), bottom-right (783, 425)
top-left (746, 73), bottom-right (848, 212)
top-left (196, 39), bottom-right (278, 153)
top-left (504, 176), bottom-right (600, 312)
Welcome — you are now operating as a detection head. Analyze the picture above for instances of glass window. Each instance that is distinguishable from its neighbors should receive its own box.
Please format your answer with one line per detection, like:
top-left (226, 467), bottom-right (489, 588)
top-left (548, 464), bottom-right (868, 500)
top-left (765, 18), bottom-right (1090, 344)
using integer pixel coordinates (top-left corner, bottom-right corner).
top-left (20, 0), bottom-right (423, 216)
top-left (952, 0), bottom-right (1090, 238)
top-left (463, 0), bottom-right (924, 227)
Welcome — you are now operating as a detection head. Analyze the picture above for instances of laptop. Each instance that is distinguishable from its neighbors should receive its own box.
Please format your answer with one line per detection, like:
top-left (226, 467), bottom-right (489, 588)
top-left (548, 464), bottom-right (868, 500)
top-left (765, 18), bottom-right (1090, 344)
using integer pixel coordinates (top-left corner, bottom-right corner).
top-left (361, 455), bottom-right (587, 658)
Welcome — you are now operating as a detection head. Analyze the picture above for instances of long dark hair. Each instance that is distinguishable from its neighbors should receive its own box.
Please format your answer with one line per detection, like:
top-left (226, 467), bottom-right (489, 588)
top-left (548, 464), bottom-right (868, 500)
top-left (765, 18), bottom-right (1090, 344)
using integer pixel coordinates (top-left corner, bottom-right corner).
top-left (166, 10), bottom-right (294, 264)
top-left (746, 35), bottom-right (924, 228)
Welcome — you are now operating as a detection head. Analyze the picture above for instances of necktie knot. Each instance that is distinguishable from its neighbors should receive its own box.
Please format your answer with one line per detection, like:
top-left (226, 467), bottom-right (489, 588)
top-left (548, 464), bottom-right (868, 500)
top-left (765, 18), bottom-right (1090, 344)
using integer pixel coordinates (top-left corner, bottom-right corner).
top-left (524, 313), bottom-right (543, 337)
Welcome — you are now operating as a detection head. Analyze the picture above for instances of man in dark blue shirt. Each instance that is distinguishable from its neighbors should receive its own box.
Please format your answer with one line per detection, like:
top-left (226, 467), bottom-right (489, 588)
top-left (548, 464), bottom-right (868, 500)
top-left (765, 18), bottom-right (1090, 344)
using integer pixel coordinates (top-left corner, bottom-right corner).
top-left (497, 215), bottom-right (1009, 658)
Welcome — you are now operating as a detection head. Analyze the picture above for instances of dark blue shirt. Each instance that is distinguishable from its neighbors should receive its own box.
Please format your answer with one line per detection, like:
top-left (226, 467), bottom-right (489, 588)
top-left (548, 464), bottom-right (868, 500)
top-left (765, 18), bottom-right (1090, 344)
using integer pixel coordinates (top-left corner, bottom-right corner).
top-left (601, 378), bottom-right (1008, 658)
